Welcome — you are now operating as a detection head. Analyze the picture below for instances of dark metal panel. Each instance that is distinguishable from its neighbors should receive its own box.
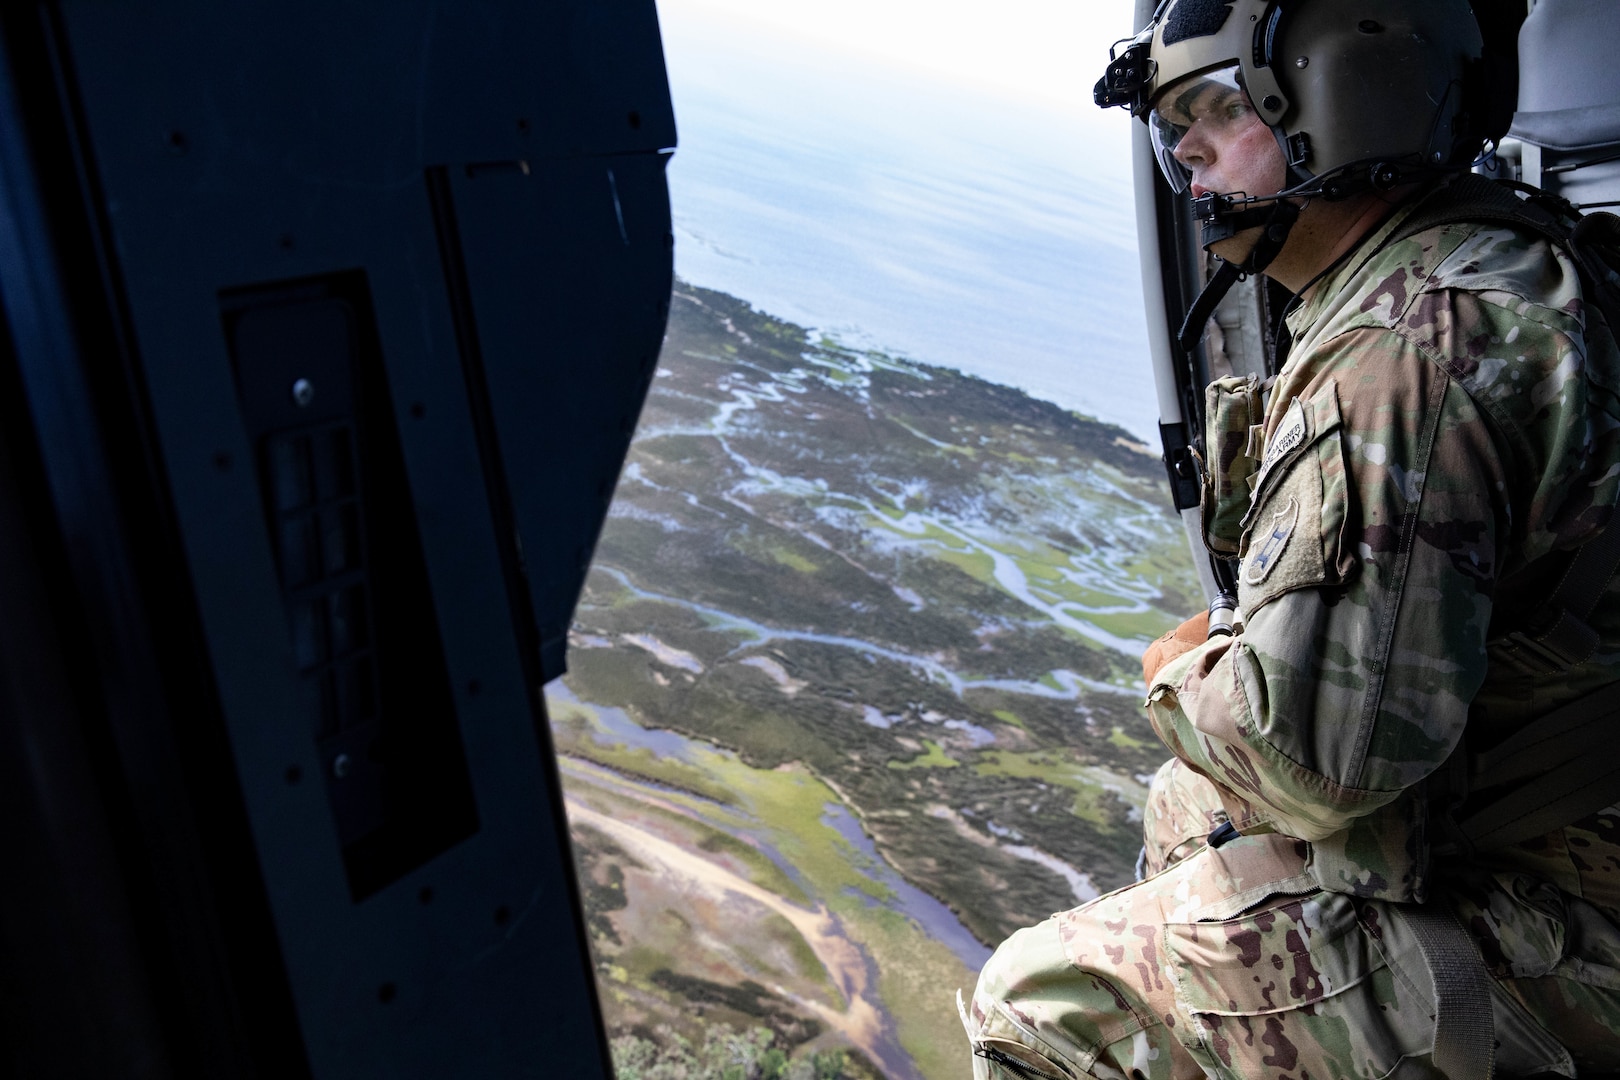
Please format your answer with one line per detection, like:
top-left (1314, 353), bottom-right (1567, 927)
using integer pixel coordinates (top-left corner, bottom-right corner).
top-left (8, 0), bottom-right (675, 1073)
top-left (417, 0), bottom-right (679, 159)
top-left (448, 154), bottom-right (673, 678)
top-left (55, 0), bottom-right (674, 182)
top-left (0, 8), bottom-right (303, 1072)
top-left (0, 329), bottom-right (174, 1079)
top-left (49, 163), bottom-right (607, 1078)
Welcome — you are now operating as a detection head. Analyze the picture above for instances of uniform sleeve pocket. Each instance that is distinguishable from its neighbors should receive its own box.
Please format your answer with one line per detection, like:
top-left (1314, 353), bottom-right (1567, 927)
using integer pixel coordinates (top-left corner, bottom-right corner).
top-left (1164, 891), bottom-right (1432, 1080)
top-left (1238, 382), bottom-right (1355, 617)
top-left (963, 994), bottom-right (1077, 1080)
top-left (1201, 374), bottom-right (1266, 557)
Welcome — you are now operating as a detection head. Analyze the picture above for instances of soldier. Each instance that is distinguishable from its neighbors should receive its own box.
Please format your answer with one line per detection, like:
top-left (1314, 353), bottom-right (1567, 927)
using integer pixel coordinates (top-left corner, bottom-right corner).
top-left (961, 2), bottom-right (1620, 1078)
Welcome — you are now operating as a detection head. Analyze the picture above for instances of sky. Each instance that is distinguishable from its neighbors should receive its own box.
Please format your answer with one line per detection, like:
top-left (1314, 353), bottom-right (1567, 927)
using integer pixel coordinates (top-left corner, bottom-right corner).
top-left (646, 0), bottom-right (1166, 438)
top-left (655, 0), bottom-right (1140, 115)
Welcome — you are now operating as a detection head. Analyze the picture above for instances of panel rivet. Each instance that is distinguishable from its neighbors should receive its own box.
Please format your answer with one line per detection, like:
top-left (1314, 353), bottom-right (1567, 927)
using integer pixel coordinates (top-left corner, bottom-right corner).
top-left (292, 378), bottom-right (315, 407)
top-left (1295, 56), bottom-right (1309, 68)
top-left (333, 753), bottom-right (351, 779)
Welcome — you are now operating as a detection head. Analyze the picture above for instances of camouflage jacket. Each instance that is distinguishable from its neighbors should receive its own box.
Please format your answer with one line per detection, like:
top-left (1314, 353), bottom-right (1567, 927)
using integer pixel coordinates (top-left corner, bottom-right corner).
top-left (1148, 184), bottom-right (1620, 905)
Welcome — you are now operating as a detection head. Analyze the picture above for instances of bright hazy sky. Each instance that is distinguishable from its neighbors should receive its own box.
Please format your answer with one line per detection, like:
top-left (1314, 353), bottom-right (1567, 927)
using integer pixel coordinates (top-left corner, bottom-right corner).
top-left (657, 0), bottom-right (1141, 115)
top-left (649, 0), bottom-right (1160, 436)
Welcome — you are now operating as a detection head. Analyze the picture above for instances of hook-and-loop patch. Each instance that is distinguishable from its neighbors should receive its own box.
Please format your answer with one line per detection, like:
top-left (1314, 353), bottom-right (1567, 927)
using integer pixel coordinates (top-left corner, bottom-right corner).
top-left (1244, 495), bottom-right (1301, 585)
top-left (1237, 381), bottom-right (1348, 615)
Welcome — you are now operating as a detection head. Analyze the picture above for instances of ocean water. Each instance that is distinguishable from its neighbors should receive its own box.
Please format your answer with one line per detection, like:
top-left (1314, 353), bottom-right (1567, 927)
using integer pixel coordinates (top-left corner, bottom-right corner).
top-left (658, 12), bottom-right (1162, 441)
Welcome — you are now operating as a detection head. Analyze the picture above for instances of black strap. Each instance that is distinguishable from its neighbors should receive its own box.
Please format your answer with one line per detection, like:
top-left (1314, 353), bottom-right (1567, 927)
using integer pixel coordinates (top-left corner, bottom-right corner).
top-left (1176, 201), bottom-right (1302, 356)
top-left (1384, 172), bottom-right (1585, 257)
top-left (1176, 259), bottom-right (1241, 356)
top-left (1404, 903), bottom-right (1496, 1080)
top-left (1471, 686), bottom-right (1615, 789)
top-left (1455, 687), bottom-right (1620, 851)
top-left (1462, 748), bottom-right (1620, 851)
top-left (1495, 513), bottom-right (1620, 673)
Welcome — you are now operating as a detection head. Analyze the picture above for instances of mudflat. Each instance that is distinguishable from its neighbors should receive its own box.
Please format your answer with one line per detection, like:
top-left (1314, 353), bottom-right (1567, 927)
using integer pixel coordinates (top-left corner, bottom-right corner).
top-left (553, 282), bottom-right (1196, 1079)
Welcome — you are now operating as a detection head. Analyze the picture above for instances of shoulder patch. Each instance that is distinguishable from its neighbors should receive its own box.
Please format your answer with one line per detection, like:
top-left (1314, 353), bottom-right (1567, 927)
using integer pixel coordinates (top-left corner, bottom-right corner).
top-left (1262, 398), bottom-right (1309, 473)
top-left (1244, 397), bottom-right (1313, 520)
top-left (1243, 496), bottom-right (1300, 586)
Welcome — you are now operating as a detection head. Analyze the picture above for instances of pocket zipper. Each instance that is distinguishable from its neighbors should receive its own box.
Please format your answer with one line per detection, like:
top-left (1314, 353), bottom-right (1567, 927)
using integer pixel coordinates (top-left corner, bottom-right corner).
top-left (973, 1044), bottom-right (1069, 1080)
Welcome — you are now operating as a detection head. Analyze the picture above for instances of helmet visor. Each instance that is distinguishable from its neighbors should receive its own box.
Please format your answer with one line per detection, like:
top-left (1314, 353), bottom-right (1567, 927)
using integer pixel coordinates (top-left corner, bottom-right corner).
top-left (1148, 66), bottom-right (1266, 193)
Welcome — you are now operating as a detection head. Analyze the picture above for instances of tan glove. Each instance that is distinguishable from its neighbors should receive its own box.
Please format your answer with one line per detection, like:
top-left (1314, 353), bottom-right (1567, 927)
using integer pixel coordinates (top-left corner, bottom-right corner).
top-left (1142, 611), bottom-right (1209, 690)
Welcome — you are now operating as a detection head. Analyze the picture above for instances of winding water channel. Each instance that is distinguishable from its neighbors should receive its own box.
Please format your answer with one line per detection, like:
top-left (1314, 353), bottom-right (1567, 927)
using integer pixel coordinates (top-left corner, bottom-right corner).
top-left (588, 564), bottom-right (1140, 703)
top-left (563, 312), bottom-right (1184, 1077)
top-left (628, 338), bottom-right (1174, 666)
top-left (551, 682), bottom-right (992, 967)
top-left (549, 682), bottom-right (1007, 1079)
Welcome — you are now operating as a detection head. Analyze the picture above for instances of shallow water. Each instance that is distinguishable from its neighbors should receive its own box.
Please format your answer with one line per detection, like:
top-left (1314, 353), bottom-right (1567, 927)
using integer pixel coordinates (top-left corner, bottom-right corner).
top-left (589, 564), bottom-right (1142, 699)
top-left (819, 802), bottom-right (993, 973)
top-left (623, 337), bottom-right (1168, 663)
top-left (550, 684), bottom-right (990, 1079)
top-left (548, 680), bottom-right (993, 976)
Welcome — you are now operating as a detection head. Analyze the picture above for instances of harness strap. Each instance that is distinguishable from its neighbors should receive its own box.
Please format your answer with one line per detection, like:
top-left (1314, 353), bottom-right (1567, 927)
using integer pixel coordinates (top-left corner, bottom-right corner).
top-left (1432, 690), bottom-right (1620, 853)
top-left (1495, 502), bottom-right (1620, 673)
top-left (1389, 174), bottom-right (1562, 238)
top-left (1462, 745), bottom-right (1620, 851)
top-left (1471, 685), bottom-right (1613, 789)
top-left (1404, 902), bottom-right (1496, 1080)
top-left (1176, 259), bottom-right (1241, 357)
top-left (1459, 684), bottom-right (1620, 849)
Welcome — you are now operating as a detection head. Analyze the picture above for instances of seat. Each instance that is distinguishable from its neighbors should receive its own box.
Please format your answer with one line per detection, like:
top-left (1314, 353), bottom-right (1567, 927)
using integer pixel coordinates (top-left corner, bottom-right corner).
top-left (1509, 0), bottom-right (1620, 209)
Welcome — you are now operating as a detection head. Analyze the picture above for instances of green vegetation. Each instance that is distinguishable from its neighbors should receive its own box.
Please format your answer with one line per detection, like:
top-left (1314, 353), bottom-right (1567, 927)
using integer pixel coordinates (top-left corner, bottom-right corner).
top-left (1109, 726), bottom-right (1151, 750)
top-left (696, 832), bottom-right (814, 909)
top-left (971, 751), bottom-right (1142, 830)
top-left (554, 280), bottom-right (1201, 1080)
top-left (611, 1024), bottom-right (875, 1080)
top-left (888, 740), bottom-right (960, 770)
top-left (564, 757), bottom-right (813, 909)
top-left (551, 699), bottom-right (738, 806)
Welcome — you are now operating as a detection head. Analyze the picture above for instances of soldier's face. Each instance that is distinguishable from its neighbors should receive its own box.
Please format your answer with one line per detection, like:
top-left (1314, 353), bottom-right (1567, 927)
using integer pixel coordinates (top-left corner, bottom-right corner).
top-left (1167, 92), bottom-right (1280, 195)
top-left (1150, 70), bottom-right (1287, 261)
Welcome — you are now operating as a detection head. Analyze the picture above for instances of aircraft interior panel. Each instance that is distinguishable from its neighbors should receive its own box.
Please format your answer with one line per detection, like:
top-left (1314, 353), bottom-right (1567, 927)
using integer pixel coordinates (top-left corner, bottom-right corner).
top-left (0, 0), bottom-right (674, 1074)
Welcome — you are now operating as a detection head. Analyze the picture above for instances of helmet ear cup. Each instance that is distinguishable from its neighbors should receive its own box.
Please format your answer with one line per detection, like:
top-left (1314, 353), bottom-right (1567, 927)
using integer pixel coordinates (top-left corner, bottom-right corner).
top-left (1272, 0), bottom-right (1486, 181)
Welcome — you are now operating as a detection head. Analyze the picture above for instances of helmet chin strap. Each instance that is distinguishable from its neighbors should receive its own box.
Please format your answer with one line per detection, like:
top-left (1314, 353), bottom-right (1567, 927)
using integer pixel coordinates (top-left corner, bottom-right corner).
top-left (1175, 198), bottom-right (1300, 355)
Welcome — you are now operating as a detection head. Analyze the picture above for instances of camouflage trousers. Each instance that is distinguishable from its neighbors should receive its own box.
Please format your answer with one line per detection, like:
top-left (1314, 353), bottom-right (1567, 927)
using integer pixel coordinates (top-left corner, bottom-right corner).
top-left (961, 759), bottom-right (1620, 1079)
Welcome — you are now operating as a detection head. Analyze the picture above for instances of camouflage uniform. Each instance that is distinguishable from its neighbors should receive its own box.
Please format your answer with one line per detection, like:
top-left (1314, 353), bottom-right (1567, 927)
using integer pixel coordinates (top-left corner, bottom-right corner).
top-left (1139, 757), bottom-right (1230, 878)
top-left (963, 188), bottom-right (1620, 1078)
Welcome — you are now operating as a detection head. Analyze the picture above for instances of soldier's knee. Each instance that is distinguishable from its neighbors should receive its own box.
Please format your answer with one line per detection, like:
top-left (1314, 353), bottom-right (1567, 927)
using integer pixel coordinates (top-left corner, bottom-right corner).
top-left (964, 898), bottom-right (1188, 1079)
top-left (961, 919), bottom-right (1082, 1078)
top-left (1141, 757), bottom-right (1229, 875)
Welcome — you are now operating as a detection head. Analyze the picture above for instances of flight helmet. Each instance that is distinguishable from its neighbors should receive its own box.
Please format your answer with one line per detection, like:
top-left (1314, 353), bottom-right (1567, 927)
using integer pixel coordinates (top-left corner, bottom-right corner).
top-left (1097, 0), bottom-right (1491, 204)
